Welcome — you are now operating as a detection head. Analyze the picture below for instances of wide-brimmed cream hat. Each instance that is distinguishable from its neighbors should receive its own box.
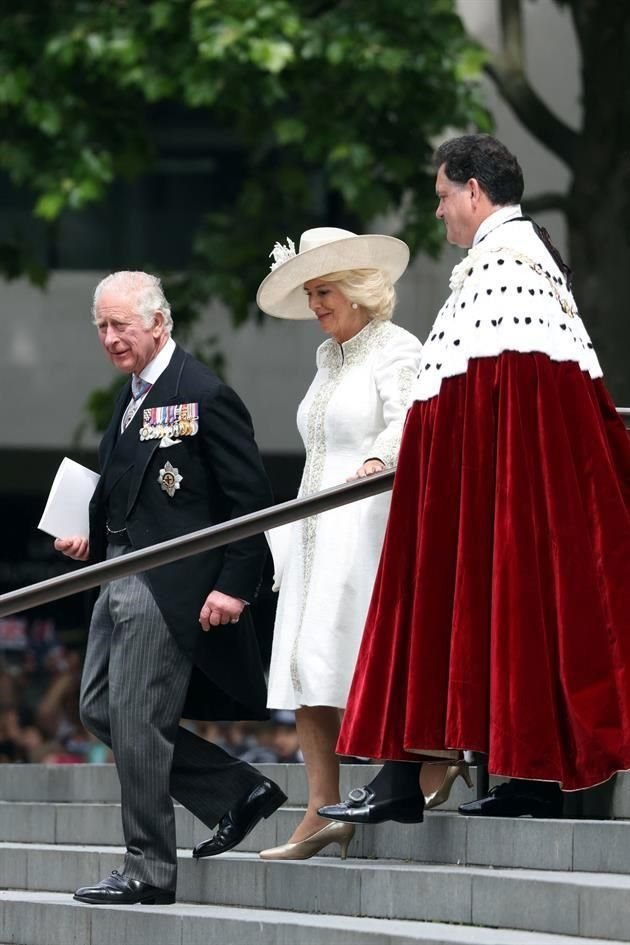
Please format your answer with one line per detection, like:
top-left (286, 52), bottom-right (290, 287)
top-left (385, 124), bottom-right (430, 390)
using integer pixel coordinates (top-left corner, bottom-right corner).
top-left (256, 227), bottom-right (410, 320)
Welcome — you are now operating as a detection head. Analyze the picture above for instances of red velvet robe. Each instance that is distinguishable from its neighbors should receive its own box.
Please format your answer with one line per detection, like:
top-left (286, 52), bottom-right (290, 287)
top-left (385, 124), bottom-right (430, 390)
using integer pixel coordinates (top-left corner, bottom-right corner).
top-left (338, 215), bottom-right (630, 790)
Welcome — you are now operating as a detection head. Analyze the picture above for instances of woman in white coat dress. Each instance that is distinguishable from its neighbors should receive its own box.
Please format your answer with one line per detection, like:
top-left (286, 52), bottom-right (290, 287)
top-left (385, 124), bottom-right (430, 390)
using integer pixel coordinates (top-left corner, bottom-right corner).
top-left (256, 227), bottom-right (422, 859)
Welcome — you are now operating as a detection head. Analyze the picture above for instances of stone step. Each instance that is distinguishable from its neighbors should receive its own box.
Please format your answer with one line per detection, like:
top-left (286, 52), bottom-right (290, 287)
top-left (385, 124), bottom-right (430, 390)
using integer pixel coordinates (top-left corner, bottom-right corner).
top-left (0, 763), bottom-right (624, 817)
top-left (3, 800), bottom-right (630, 874)
top-left (0, 763), bottom-right (385, 806)
top-left (3, 843), bottom-right (630, 941)
top-left (2, 891), bottom-right (626, 945)
top-left (0, 762), bottom-right (478, 813)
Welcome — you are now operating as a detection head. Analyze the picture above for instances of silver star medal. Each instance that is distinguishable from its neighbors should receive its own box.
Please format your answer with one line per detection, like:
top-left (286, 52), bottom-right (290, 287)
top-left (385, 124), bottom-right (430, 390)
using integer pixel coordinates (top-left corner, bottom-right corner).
top-left (158, 460), bottom-right (182, 497)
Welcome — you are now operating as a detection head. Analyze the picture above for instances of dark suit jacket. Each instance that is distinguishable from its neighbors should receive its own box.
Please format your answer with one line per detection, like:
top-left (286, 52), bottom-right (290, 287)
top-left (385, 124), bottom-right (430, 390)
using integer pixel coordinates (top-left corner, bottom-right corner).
top-left (88, 344), bottom-right (273, 721)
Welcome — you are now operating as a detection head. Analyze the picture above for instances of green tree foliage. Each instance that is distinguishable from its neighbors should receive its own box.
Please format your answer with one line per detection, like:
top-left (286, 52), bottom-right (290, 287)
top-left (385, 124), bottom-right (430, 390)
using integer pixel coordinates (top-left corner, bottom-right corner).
top-left (0, 0), bottom-right (488, 327)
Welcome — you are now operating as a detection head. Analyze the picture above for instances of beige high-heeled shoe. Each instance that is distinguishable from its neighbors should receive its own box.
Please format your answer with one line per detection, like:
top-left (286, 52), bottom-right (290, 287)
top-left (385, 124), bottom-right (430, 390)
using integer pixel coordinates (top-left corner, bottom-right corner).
top-left (424, 764), bottom-right (473, 810)
top-left (259, 821), bottom-right (355, 861)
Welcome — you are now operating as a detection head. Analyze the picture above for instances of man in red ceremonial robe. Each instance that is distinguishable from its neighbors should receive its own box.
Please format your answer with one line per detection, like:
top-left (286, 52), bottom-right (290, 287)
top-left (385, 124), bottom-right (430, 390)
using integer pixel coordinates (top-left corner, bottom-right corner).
top-left (319, 135), bottom-right (630, 825)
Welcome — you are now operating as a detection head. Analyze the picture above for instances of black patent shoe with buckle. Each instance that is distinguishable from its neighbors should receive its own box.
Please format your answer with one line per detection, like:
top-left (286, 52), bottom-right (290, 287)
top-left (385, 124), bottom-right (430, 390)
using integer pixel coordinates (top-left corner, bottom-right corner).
top-left (318, 785), bottom-right (424, 824)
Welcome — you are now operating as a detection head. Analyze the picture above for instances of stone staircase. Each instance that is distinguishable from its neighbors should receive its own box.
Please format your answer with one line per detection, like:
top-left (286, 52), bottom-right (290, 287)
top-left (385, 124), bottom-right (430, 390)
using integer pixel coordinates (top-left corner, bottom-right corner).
top-left (1, 763), bottom-right (630, 944)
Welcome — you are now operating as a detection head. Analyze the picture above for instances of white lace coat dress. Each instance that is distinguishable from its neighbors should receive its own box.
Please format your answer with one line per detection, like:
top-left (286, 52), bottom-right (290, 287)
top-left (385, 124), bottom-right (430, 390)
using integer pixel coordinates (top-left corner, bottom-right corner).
top-left (267, 319), bottom-right (422, 709)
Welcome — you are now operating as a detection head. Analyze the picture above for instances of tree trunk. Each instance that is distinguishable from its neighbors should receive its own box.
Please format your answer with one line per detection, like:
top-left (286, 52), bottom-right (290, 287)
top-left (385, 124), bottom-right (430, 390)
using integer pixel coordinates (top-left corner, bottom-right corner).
top-left (566, 2), bottom-right (630, 405)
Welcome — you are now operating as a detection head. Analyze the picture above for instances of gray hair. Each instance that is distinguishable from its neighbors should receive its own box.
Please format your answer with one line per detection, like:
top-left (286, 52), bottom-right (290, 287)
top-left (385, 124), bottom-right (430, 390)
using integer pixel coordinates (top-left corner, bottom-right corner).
top-left (92, 271), bottom-right (173, 335)
top-left (320, 268), bottom-right (396, 321)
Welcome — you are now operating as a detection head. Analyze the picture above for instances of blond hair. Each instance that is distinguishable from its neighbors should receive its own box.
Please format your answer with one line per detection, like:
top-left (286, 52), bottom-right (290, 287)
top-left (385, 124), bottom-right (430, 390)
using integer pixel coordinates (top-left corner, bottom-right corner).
top-left (320, 268), bottom-right (396, 320)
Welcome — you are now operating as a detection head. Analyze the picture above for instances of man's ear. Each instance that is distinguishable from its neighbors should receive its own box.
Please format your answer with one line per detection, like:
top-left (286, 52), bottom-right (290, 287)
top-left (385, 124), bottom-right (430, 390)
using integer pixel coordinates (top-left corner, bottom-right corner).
top-left (152, 310), bottom-right (165, 333)
top-left (468, 177), bottom-right (483, 207)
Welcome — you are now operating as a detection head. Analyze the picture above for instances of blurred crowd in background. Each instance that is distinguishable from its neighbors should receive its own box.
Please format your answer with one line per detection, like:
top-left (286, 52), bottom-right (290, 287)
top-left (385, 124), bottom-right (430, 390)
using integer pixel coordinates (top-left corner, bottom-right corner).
top-left (0, 613), bottom-right (302, 766)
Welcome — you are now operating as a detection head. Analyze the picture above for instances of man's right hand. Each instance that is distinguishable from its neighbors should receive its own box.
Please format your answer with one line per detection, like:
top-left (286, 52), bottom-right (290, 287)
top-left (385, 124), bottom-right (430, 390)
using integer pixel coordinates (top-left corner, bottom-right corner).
top-left (54, 537), bottom-right (90, 561)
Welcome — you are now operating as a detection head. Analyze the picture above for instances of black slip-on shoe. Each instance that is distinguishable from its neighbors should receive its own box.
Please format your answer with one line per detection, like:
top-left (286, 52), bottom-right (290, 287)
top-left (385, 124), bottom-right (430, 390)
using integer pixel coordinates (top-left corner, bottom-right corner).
top-left (193, 779), bottom-right (287, 858)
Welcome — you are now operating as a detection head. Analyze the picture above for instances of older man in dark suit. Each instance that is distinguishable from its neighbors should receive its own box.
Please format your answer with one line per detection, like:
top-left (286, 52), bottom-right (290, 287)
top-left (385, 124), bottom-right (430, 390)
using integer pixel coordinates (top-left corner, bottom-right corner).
top-left (56, 270), bottom-right (285, 905)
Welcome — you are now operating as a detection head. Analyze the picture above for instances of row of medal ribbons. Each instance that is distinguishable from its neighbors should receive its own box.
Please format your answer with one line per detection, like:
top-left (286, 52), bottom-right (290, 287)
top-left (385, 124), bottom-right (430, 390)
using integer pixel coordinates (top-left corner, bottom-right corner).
top-left (140, 402), bottom-right (199, 441)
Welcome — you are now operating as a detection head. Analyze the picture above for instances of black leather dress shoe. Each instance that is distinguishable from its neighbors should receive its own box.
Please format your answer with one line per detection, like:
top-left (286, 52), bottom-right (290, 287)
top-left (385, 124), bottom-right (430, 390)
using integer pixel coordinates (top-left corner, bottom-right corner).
top-left (458, 782), bottom-right (563, 818)
top-left (193, 779), bottom-right (287, 858)
top-left (318, 786), bottom-right (424, 824)
top-left (73, 870), bottom-right (175, 905)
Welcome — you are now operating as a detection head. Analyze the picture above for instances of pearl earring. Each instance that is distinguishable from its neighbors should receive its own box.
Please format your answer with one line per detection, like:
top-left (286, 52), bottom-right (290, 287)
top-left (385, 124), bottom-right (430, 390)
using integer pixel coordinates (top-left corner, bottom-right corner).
top-left (351, 302), bottom-right (358, 310)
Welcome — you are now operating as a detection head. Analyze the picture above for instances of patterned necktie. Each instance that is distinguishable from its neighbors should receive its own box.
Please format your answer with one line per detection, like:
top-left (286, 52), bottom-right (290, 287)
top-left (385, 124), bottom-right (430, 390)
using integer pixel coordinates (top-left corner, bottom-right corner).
top-left (131, 375), bottom-right (152, 401)
top-left (122, 376), bottom-right (152, 431)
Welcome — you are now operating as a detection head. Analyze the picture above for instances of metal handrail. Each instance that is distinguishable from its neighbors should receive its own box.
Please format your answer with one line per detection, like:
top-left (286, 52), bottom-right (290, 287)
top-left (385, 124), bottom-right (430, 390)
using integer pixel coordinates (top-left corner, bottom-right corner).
top-left (0, 405), bottom-right (628, 620)
top-left (0, 468), bottom-right (395, 618)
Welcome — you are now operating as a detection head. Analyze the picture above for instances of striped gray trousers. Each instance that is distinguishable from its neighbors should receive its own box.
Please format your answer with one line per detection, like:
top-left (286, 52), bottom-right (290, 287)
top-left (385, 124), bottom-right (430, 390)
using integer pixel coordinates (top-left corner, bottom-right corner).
top-left (80, 546), bottom-right (264, 891)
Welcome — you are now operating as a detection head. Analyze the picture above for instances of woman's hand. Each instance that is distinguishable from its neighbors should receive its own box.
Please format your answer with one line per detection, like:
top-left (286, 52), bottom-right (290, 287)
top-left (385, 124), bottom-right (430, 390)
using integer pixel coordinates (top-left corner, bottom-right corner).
top-left (347, 458), bottom-right (386, 481)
